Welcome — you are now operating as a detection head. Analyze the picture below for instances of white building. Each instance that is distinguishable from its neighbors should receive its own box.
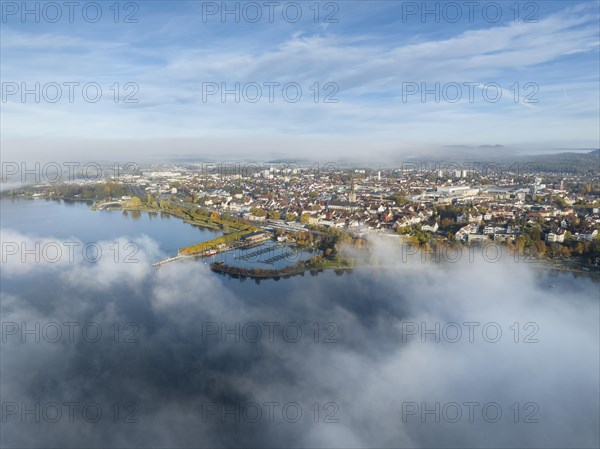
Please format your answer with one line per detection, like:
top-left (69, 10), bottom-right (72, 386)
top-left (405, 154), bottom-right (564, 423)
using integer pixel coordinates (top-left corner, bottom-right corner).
top-left (546, 232), bottom-right (564, 243)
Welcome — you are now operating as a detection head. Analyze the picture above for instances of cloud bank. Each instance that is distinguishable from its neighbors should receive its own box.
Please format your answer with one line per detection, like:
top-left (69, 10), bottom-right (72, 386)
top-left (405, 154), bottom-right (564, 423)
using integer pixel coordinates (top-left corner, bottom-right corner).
top-left (1, 231), bottom-right (598, 448)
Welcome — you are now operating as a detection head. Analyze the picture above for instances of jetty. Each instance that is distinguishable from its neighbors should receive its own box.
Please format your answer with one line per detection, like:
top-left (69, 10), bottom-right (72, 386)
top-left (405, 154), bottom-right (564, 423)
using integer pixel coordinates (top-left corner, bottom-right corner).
top-left (152, 254), bottom-right (191, 267)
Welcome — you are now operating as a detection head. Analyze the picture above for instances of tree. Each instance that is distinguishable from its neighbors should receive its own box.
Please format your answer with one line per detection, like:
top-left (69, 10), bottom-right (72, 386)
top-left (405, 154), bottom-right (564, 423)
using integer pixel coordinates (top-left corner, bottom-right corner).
top-left (128, 196), bottom-right (142, 207)
top-left (250, 207), bottom-right (267, 217)
top-left (440, 217), bottom-right (454, 230)
top-left (534, 240), bottom-right (546, 256)
top-left (300, 213), bottom-right (311, 224)
top-left (514, 236), bottom-right (526, 255)
top-left (525, 224), bottom-right (542, 244)
top-left (554, 196), bottom-right (568, 208)
top-left (392, 194), bottom-right (408, 206)
top-left (395, 226), bottom-right (411, 235)
top-left (558, 245), bottom-right (572, 258)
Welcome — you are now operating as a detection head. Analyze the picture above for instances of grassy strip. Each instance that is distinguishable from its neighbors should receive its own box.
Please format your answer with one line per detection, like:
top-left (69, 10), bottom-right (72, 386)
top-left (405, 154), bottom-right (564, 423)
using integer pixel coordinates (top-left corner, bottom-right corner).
top-left (179, 230), bottom-right (258, 255)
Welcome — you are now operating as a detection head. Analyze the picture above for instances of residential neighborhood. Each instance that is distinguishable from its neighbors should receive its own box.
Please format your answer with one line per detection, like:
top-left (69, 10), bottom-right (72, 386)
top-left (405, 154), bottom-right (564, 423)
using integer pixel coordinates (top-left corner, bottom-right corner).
top-left (13, 157), bottom-right (599, 266)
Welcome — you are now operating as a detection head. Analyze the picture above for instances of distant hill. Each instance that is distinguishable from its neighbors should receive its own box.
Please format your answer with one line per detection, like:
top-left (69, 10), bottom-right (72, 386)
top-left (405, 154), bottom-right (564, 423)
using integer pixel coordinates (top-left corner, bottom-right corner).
top-left (517, 149), bottom-right (599, 174)
top-left (392, 147), bottom-right (599, 174)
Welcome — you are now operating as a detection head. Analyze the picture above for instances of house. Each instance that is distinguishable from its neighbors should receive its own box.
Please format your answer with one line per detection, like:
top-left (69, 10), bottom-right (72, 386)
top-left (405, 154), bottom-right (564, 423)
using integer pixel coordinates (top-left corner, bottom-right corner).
top-left (577, 229), bottom-right (598, 242)
top-left (327, 200), bottom-right (357, 212)
top-left (483, 225), bottom-right (495, 235)
top-left (467, 233), bottom-right (487, 242)
top-left (421, 222), bottom-right (439, 233)
top-left (469, 214), bottom-right (483, 223)
top-left (545, 228), bottom-right (565, 243)
top-left (242, 213), bottom-right (263, 222)
top-left (455, 224), bottom-right (478, 241)
top-left (228, 201), bottom-right (245, 211)
top-left (333, 219), bottom-right (346, 228)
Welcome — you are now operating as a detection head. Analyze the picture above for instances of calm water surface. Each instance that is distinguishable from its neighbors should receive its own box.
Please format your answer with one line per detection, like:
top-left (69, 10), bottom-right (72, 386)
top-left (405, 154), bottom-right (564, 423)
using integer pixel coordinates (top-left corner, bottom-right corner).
top-left (1, 198), bottom-right (222, 257)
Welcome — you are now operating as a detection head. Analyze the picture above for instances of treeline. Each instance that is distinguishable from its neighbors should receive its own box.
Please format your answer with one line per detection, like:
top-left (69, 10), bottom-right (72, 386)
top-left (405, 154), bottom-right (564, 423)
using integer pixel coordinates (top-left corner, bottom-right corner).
top-left (158, 201), bottom-right (253, 232)
top-left (509, 235), bottom-right (600, 263)
top-left (307, 254), bottom-right (354, 269)
top-left (23, 183), bottom-right (130, 201)
top-left (316, 226), bottom-right (362, 258)
top-left (210, 261), bottom-right (307, 279)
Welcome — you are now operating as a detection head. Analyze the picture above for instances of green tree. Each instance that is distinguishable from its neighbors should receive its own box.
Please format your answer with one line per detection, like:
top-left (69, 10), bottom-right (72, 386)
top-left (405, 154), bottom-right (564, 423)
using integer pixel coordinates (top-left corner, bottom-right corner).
top-left (128, 196), bottom-right (142, 207)
top-left (250, 207), bottom-right (267, 217)
top-left (554, 196), bottom-right (568, 208)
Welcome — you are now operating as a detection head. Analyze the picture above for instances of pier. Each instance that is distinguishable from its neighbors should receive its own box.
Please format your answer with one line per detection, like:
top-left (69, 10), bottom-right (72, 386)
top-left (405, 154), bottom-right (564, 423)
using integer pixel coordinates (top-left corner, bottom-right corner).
top-left (236, 245), bottom-right (278, 260)
top-left (152, 254), bottom-right (191, 267)
top-left (95, 201), bottom-right (124, 210)
top-left (263, 251), bottom-right (296, 264)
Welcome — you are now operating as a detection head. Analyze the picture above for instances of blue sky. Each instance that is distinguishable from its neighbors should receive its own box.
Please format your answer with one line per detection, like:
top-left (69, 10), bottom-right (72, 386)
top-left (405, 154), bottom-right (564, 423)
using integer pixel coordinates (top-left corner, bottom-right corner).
top-left (1, 0), bottom-right (599, 160)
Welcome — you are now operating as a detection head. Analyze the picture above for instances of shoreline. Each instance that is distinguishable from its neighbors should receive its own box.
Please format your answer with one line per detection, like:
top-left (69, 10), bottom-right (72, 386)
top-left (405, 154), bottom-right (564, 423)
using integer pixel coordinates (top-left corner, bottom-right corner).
top-left (210, 261), bottom-right (355, 279)
top-left (5, 197), bottom-right (595, 278)
top-left (209, 256), bottom-right (598, 280)
top-left (100, 204), bottom-right (233, 232)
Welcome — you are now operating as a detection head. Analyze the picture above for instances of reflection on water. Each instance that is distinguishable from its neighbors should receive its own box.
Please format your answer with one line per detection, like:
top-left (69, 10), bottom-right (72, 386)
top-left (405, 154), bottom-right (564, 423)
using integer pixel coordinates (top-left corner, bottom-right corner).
top-left (1, 198), bottom-right (222, 257)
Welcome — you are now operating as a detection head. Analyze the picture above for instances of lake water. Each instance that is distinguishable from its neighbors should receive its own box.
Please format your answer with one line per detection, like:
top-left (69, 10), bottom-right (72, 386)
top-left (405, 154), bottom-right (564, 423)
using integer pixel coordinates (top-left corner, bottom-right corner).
top-left (0, 198), bottom-right (222, 257)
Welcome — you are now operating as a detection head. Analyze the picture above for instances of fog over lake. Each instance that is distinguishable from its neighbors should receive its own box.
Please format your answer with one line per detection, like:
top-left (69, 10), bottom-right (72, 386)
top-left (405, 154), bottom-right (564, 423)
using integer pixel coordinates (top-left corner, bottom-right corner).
top-left (1, 199), bottom-right (598, 448)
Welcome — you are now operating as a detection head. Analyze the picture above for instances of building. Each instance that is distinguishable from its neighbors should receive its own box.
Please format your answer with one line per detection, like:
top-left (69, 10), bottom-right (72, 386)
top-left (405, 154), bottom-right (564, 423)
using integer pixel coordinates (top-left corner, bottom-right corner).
top-left (327, 200), bottom-right (358, 212)
top-left (467, 233), bottom-right (487, 242)
top-left (577, 229), bottom-right (598, 242)
top-left (545, 228), bottom-right (565, 243)
top-left (546, 232), bottom-right (564, 243)
top-left (241, 231), bottom-right (270, 243)
top-left (436, 186), bottom-right (479, 197)
top-left (421, 222), bottom-right (439, 233)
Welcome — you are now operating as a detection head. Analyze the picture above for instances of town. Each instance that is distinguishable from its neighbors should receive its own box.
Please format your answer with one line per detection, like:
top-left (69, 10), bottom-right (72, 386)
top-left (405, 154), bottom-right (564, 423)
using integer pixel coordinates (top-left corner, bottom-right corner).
top-left (5, 152), bottom-right (600, 272)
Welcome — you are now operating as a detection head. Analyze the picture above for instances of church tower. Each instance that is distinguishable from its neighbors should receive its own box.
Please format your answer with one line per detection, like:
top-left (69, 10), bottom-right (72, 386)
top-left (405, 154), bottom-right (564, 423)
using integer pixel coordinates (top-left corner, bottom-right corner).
top-left (349, 179), bottom-right (357, 203)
